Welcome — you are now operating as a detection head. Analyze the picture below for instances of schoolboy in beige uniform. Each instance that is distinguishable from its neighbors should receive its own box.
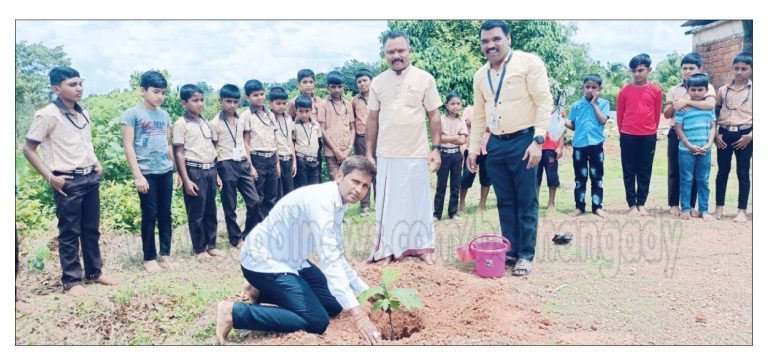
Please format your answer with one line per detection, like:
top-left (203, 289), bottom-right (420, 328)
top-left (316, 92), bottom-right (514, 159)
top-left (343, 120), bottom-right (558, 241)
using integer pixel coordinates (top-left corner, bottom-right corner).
top-left (173, 84), bottom-right (223, 260)
top-left (351, 69), bottom-right (374, 214)
top-left (270, 87), bottom-right (297, 198)
top-left (318, 71), bottom-right (355, 178)
top-left (23, 66), bottom-right (118, 297)
top-left (293, 95), bottom-right (322, 188)
top-left (241, 79), bottom-right (280, 218)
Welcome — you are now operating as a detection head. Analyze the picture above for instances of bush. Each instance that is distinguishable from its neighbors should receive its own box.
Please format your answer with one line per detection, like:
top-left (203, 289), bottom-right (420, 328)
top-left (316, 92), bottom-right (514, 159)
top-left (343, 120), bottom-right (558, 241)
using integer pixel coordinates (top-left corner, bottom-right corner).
top-left (99, 180), bottom-right (188, 234)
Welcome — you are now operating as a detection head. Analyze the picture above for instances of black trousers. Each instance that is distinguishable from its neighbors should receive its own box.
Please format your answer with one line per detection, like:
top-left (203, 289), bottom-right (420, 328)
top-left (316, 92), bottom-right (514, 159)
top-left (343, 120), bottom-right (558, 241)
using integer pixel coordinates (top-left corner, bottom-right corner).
top-left (251, 153), bottom-right (279, 218)
top-left (277, 157), bottom-right (295, 199)
top-left (667, 129), bottom-right (697, 209)
top-left (573, 143), bottom-right (604, 213)
top-left (232, 263), bottom-right (342, 334)
top-left (353, 134), bottom-right (372, 208)
top-left (716, 127), bottom-right (753, 209)
top-left (217, 160), bottom-right (262, 246)
top-left (52, 171), bottom-right (103, 290)
top-left (138, 171), bottom-right (173, 261)
top-left (619, 133), bottom-right (657, 207)
top-left (433, 151), bottom-right (462, 219)
top-left (485, 129), bottom-right (538, 262)
top-left (183, 166), bottom-right (218, 254)
top-left (295, 156), bottom-right (320, 188)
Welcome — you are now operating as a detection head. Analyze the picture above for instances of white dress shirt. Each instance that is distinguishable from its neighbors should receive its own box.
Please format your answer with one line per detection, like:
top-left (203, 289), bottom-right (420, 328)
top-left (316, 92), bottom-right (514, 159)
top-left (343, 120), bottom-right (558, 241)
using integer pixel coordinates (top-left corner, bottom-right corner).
top-left (240, 181), bottom-right (369, 310)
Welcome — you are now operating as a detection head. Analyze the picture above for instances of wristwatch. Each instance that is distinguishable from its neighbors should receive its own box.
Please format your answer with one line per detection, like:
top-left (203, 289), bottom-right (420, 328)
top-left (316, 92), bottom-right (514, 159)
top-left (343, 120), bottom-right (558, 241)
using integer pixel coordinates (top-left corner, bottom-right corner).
top-left (534, 135), bottom-right (545, 145)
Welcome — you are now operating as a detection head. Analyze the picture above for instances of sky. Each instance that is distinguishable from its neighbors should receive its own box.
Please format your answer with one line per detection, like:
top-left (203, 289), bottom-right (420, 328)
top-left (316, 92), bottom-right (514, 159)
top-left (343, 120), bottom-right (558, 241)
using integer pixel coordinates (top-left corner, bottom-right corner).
top-left (15, 20), bottom-right (693, 96)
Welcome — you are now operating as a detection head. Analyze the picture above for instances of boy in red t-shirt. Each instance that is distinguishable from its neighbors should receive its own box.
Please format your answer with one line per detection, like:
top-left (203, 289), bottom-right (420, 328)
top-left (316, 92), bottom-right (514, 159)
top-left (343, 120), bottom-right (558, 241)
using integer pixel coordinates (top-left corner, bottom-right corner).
top-left (536, 132), bottom-right (563, 213)
top-left (616, 53), bottom-right (663, 216)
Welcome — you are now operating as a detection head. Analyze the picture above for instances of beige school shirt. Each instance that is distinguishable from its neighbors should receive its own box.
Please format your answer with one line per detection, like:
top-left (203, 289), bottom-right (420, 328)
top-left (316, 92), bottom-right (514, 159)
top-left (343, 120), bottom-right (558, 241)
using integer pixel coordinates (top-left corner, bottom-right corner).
top-left (716, 79), bottom-right (753, 127)
top-left (172, 111), bottom-right (218, 164)
top-left (211, 111), bottom-right (248, 161)
top-left (318, 98), bottom-right (355, 157)
top-left (294, 119), bottom-right (321, 158)
top-left (351, 93), bottom-right (369, 135)
top-left (368, 65), bottom-right (443, 158)
top-left (665, 82), bottom-right (716, 126)
top-left (287, 95), bottom-right (322, 123)
top-left (440, 114), bottom-right (469, 149)
top-left (470, 50), bottom-right (553, 155)
top-left (273, 112), bottom-right (296, 156)
top-left (26, 99), bottom-right (98, 172)
top-left (241, 106), bottom-right (278, 153)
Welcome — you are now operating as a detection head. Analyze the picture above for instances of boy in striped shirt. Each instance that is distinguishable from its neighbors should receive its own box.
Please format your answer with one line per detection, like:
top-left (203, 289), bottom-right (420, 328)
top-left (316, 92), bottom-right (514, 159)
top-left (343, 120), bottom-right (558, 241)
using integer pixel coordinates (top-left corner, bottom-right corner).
top-left (674, 73), bottom-right (716, 220)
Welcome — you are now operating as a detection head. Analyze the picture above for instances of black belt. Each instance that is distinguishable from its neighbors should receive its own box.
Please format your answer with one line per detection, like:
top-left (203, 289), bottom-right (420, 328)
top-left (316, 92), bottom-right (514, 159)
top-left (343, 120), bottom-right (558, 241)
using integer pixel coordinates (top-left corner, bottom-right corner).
top-left (251, 151), bottom-right (275, 158)
top-left (719, 124), bottom-right (752, 132)
top-left (54, 165), bottom-right (95, 176)
top-left (296, 152), bottom-right (318, 162)
top-left (186, 161), bottom-right (216, 169)
top-left (439, 147), bottom-right (461, 154)
top-left (491, 127), bottom-right (533, 141)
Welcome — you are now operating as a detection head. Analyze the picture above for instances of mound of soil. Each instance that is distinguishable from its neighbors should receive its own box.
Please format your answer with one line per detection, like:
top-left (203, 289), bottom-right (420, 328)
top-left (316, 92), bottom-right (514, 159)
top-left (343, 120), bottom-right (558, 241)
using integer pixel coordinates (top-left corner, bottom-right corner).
top-left (240, 260), bottom-right (547, 345)
top-left (370, 309), bottom-right (424, 340)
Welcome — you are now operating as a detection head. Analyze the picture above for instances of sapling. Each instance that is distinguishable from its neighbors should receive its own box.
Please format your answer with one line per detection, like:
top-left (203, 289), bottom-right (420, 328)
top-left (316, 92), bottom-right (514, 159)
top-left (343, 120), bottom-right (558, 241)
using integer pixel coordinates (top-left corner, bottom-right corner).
top-left (357, 267), bottom-right (423, 340)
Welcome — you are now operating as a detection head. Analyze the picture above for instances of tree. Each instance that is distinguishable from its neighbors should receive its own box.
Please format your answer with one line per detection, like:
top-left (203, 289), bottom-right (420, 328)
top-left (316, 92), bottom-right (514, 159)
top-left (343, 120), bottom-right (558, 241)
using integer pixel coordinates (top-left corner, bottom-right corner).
top-left (333, 60), bottom-right (384, 95)
top-left (15, 41), bottom-right (71, 142)
top-left (384, 20), bottom-right (590, 107)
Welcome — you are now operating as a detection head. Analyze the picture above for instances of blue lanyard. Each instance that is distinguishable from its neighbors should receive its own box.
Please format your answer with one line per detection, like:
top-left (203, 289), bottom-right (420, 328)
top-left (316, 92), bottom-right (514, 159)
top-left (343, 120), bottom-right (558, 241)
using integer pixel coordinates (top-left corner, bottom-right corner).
top-left (486, 51), bottom-right (513, 107)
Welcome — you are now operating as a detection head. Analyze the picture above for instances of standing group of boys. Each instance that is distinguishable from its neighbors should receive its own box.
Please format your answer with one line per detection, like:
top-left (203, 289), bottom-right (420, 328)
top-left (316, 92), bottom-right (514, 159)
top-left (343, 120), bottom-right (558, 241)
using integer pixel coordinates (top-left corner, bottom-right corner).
top-left (493, 51), bottom-right (753, 223)
top-left (21, 65), bottom-right (378, 296)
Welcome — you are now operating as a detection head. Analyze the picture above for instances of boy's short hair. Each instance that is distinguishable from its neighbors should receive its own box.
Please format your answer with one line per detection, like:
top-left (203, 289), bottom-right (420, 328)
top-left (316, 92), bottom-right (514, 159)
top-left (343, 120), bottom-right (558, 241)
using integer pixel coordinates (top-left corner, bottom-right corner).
top-left (445, 91), bottom-right (461, 104)
top-left (340, 155), bottom-right (377, 178)
top-left (140, 70), bottom-right (168, 89)
top-left (297, 69), bottom-right (315, 82)
top-left (219, 84), bottom-right (241, 100)
top-left (629, 53), bottom-right (652, 69)
top-left (49, 66), bottom-right (80, 86)
top-left (268, 87), bottom-right (288, 101)
top-left (680, 52), bottom-right (703, 68)
top-left (687, 73), bottom-right (710, 88)
top-left (479, 20), bottom-right (509, 37)
top-left (295, 95), bottom-right (312, 109)
top-left (354, 69), bottom-right (373, 80)
top-left (583, 73), bottom-right (603, 86)
top-left (381, 31), bottom-right (410, 47)
top-left (326, 71), bottom-right (344, 86)
top-left (180, 84), bottom-right (204, 102)
top-left (733, 52), bottom-right (752, 66)
top-left (244, 80), bottom-right (264, 96)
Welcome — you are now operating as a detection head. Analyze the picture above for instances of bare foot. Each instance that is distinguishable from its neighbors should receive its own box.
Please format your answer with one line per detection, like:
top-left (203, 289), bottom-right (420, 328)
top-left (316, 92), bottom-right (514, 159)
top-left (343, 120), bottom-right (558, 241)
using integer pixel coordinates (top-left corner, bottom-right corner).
top-left (419, 253), bottom-right (435, 265)
top-left (627, 206), bottom-right (639, 216)
top-left (236, 240), bottom-right (244, 249)
top-left (569, 209), bottom-right (583, 217)
top-left (459, 204), bottom-right (466, 213)
top-left (93, 274), bottom-right (119, 286)
top-left (594, 208), bottom-right (608, 219)
top-left (196, 252), bottom-right (213, 261)
top-left (207, 248), bottom-right (227, 258)
top-left (144, 260), bottom-right (162, 273)
top-left (547, 206), bottom-right (557, 214)
top-left (215, 301), bottom-right (234, 345)
top-left (65, 284), bottom-right (86, 297)
top-left (637, 206), bottom-right (649, 216)
top-left (157, 256), bottom-right (178, 269)
top-left (714, 206), bottom-right (724, 220)
top-left (702, 212), bottom-right (714, 221)
top-left (669, 206), bottom-right (680, 217)
top-left (477, 206), bottom-right (485, 213)
top-left (242, 282), bottom-right (260, 304)
top-left (734, 210), bottom-right (748, 223)
top-left (691, 209), bottom-right (701, 218)
top-left (680, 211), bottom-right (692, 220)
top-left (16, 301), bottom-right (34, 314)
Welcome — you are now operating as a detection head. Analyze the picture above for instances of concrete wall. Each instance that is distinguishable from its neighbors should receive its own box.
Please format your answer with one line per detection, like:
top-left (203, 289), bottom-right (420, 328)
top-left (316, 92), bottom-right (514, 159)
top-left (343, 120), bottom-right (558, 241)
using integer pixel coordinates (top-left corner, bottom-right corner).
top-left (691, 21), bottom-right (744, 90)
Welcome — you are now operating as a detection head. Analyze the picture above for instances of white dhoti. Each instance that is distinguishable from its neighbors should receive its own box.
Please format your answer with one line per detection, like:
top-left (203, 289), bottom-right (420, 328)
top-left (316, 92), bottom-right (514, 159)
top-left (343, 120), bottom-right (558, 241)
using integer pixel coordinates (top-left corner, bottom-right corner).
top-left (369, 157), bottom-right (436, 262)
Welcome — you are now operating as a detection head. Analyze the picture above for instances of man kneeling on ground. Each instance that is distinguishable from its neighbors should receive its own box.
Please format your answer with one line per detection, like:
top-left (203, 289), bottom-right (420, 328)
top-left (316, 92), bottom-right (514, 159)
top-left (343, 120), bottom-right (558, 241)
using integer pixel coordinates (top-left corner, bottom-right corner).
top-left (215, 155), bottom-right (381, 344)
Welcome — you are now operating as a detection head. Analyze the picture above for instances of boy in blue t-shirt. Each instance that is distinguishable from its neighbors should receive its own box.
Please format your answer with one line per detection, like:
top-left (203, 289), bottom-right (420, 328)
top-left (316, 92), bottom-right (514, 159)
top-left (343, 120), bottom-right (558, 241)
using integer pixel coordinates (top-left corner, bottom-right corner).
top-left (565, 74), bottom-right (610, 218)
top-left (121, 71), bottom-right (178, 273)
top-left (674, 73), bottom-right (716, 220)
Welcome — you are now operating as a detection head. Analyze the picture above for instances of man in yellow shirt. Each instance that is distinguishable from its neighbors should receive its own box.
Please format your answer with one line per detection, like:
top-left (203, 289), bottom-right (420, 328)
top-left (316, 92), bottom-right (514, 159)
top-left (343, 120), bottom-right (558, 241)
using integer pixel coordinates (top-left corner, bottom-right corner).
top-left (468, 21), bottom-right (553, 276)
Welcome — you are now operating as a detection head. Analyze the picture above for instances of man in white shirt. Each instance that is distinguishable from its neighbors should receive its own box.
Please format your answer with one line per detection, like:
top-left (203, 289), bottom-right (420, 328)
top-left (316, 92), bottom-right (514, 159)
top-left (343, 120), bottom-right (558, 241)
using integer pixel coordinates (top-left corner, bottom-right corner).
top-left (215, 155), bottom-right (381, 345)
